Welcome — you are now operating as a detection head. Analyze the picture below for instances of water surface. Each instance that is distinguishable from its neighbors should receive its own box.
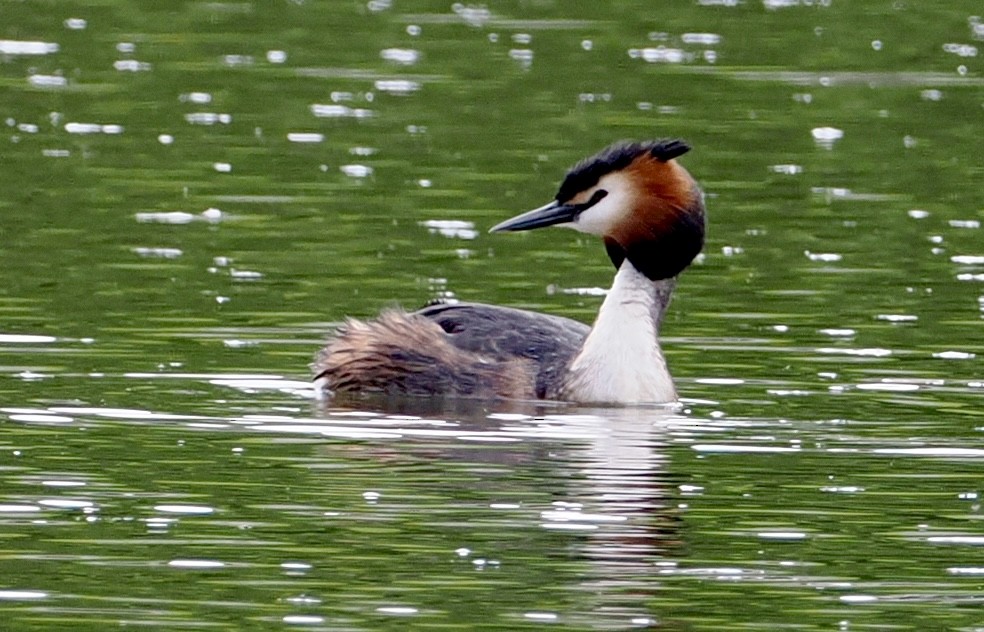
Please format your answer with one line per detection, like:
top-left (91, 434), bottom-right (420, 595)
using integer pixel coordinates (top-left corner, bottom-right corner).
top-left (1, 1), bottom-right (983, 629)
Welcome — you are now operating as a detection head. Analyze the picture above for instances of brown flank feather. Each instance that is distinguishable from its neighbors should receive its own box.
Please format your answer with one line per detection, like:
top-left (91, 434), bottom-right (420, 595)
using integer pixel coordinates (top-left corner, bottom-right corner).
top-left (314, 310), bottom-right (537, 398)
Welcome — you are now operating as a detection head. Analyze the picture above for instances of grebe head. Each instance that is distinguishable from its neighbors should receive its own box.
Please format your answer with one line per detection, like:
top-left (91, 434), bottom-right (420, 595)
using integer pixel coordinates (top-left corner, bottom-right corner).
top-left (490, 139), bottom-right (705, 280)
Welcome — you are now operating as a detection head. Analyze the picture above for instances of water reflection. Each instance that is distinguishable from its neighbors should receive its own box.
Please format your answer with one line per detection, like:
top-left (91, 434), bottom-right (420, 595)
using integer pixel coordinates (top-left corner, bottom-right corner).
top-left (274, 402), bottom-right (684, 629)
top-left (544, 410), bottom-right (677, 628)
top-left (2, 394), bottom-right (687, 627)
top-left (4, 372), bottom-right (984, 628)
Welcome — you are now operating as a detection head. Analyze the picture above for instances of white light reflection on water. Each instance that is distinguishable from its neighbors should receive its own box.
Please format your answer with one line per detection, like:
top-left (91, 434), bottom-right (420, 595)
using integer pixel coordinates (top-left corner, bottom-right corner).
top-left (0, 590), bottom-right (48, 600)
top-left (873, 448), bottom-right (984, 458)
top-left (695, 377), bottom-right (745, 386)
top-left (41, 480), bottom-right (86, 487)
top-left (376, 606), bottom-right (418, 615)
top-left (418, 219), bottom-right (478, 240)
top-left (948, 566), bottom-right (984, 574)
top-left (286, 132), bottom-right (324, 143)
top-left (820, 328), bottom-right (855, 337)
top-left (629, 47), bottom-right (688, 63)
top-left (154, 505), bottom-right (215, 515)
top-left (840, 594), bottom-right (878, 603)
top-left (45, 406), bottom-right (202, 420)
top-left (184, 112), bottom-right (232, 125)
top-left (132, 246), bottom-right (183, 258)
top-left (757, 531), bottom-right (808, 540)
top-left (0, 505), bottom-right (41, 513)
top-left (811, 126), bottom-right (844, 148)
top-left (340, 164), bottom-right (373, 178)
top-left (816, 347), bottom-right (892, 357)
top-left (65, 122), bottom-right (124, 135)
top-left (37, 499), bottom-right (94, 509)
top-left (113, 59), bottom-right (152, 72)
top-left (876, 313), bottom-right (918, 323)
top-left (283, 615), bottom-right (324, 625)
top-left (4, 411), bottom-right (74, 423)
top-left (167, 559), bottom-right (226, 569)
top-left (523, 611), bottom-right (558, 621)
top-left (134, 209), bottom-right (226, 224)
top-left (309, 104), bottom-right (374, 118)
top-left (932, 350), bottom-right (975, 360)
top-left (855, 382), bottom-right (919, 392)
top-left (380, 48), bottom-right (420, 65)
top-left (179, 91), bottom-right (211, 103)
top-left (692, 444), bottom-right (800, 454)
top-left (0, 334), bottom-right (58, 343)
top-left (0, 40), bottom-right (59, 55)
top-left (28, 74), bottom-right (67, 87)
top-left (929, 536), bottom-right (984, 545)
top-left (373, 79), bottom-right (421, 94)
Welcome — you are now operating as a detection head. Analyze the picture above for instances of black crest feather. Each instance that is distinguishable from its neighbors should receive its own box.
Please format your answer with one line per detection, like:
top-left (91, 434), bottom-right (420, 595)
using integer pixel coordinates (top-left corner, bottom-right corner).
top-left (555, 139), bottom-right (690, 202)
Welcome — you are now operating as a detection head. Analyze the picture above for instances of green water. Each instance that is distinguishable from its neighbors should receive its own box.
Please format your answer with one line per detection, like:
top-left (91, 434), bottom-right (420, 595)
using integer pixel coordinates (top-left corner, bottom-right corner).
top-left (1, 1), bottom-right (983, 629)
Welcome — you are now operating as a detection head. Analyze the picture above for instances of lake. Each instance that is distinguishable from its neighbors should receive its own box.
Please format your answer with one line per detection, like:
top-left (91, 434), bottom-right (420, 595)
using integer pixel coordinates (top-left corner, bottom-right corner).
top-left (1, 1), bottom-right (983, 629)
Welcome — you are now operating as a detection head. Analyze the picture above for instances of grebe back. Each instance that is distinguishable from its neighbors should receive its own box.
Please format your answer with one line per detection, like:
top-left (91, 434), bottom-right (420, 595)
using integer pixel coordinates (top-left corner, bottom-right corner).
top-left (314, 139), bottom-right (705, 404)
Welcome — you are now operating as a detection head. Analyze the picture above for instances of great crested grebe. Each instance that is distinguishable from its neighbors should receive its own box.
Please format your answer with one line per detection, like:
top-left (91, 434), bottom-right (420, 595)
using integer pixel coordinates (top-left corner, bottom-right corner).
top-left (314, 139), bottom-right (705, 404)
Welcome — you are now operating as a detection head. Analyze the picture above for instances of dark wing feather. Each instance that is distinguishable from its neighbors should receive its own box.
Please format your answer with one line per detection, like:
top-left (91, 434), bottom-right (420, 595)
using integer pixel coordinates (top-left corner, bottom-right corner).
top-left (415, 302), bottom-right (589, 399)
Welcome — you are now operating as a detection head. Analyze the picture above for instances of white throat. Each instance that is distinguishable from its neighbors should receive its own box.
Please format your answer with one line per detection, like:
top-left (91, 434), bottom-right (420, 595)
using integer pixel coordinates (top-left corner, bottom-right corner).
top-left (562, 263), bottom-right (676, 404)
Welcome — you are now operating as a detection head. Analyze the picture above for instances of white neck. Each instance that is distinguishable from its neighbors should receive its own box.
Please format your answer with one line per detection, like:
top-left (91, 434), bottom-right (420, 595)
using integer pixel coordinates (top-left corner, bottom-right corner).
top-left (562, 263), bottom-right (677, 404)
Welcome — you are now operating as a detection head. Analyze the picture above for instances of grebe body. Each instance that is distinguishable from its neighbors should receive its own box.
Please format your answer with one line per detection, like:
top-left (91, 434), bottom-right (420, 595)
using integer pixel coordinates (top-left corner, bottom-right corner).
top-left (314, 139), bottom-right (705, 404)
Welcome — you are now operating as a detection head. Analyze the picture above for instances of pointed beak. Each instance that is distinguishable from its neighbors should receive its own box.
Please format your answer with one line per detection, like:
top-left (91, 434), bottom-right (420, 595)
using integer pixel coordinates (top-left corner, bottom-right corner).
top-left (488, 200), bottom-right (578, 233)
